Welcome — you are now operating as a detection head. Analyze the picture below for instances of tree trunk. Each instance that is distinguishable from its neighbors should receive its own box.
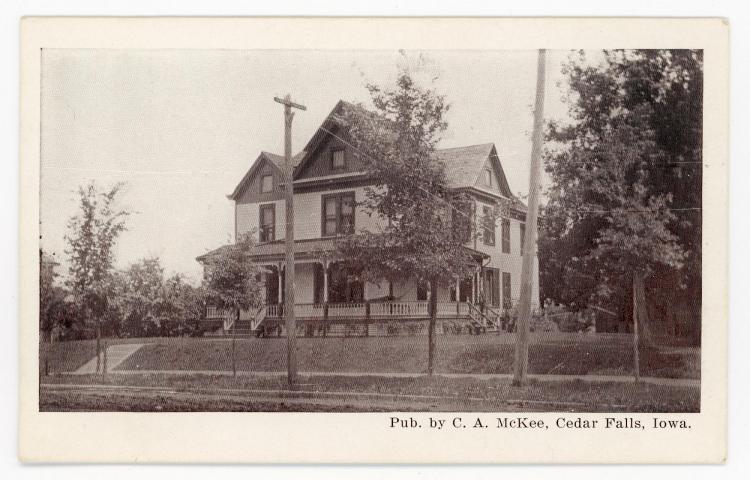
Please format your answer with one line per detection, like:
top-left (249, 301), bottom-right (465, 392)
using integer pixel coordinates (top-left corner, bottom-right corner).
top-left (427, 281), bottom-right (438, 376)
top-left (95, 319), bottom-right (101, 374)
top-left (232, 309), bottom-right (238, 377)
top-left (634, 273), bottom-right (653, 347)
top-left (632, 274), bottom-right (641, 382)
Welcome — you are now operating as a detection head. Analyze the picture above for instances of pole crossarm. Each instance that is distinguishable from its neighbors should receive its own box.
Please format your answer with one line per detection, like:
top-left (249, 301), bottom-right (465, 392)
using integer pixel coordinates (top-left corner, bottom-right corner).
top-left (274, 95), bottom-right (307, 111)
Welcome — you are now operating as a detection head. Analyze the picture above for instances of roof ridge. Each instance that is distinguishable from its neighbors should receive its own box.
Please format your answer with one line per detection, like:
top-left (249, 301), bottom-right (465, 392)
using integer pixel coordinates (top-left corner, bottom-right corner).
top-left (436, 142), bottom-right (495, 152)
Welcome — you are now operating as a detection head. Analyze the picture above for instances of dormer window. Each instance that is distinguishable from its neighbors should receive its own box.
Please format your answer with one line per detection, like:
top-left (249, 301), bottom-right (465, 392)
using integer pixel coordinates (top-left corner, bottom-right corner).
top-left (261, 174), bottom-right (273, 193)
top-left (331, 148), bottom-right (346, 170)
top-left (484, 168), bottom-right (493, 187)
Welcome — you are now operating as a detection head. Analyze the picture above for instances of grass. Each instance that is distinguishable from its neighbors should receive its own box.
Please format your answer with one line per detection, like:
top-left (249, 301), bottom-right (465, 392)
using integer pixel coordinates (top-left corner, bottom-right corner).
top-left (41, 334), bottom-right (700, 379)
top-left (41, 372), bottom-right (700, 412)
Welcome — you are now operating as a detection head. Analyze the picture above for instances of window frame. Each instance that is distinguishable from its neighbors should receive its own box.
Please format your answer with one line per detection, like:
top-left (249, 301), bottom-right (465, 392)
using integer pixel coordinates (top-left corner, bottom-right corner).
top-left (484, 168), bottom-right (493, 187)
top-left (258, 203), bottom-right (276, 243)
top-left (501, 218), bottom-right (511, 253)
top-left (482, 205), bottom-right (495, 246)
top-left (260, 174), bottom-right (274, 194)
top-left (331, 148), bottom-right (346, 170)
top-left (321, 191), bottom-right (356, 237)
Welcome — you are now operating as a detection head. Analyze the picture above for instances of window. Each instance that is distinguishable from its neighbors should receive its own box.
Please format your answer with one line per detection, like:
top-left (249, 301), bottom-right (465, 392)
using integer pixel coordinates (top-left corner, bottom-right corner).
top-left (501, 218), bottom-right (511, 253)
top-left (502, 272), bottom-right (512, 309)
top-left (484, 168), bottom-right (493, 187)
top-left (482, 206), bottom-right (495, 245)
top-left (451, 199), bottom-right (473, 244)
top-left (260, 174), bottom-right (273, 193)
top-left (331, 148), bottom-right (346, 169)
top-left (321, 192), bottom-right (355, 236)
top-left (416, 281), bottom-right (428, 301)
top-left (519, 223), bottom-right (526, 255)
top-left (259, 204), bottom-right (275, 242)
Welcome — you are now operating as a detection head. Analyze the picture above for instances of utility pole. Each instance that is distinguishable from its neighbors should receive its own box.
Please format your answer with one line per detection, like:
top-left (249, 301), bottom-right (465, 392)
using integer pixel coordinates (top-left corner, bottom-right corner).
top-left (513, 49), bottom-right (546, 386)
top-left (274, 94), bottom-right (306, 389)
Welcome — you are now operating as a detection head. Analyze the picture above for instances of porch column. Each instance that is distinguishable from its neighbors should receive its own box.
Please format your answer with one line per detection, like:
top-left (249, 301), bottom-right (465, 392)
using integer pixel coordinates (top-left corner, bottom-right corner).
top-left (322, 260), bottom-right (329, 303)
top-left (471, 274), bottom-right (476, 303)
top-left (455, 278), bottom-right (460, 303)
top-left (277, 263), bottom-right (283, 304)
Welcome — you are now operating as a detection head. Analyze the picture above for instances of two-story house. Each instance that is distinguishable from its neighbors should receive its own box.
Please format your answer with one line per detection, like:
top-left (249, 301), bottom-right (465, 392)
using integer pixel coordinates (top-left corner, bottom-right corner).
top-left (198, 100), bottom-right (539, 336)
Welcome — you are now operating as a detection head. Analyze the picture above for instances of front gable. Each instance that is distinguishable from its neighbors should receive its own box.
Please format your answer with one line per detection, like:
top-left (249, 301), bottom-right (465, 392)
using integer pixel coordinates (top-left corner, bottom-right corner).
top-left (473, 146), bottom-right (513, 198)
top-left (294, 127), bottom-right (365, 180)
top-left (230, 153), bottom-right (285, 204)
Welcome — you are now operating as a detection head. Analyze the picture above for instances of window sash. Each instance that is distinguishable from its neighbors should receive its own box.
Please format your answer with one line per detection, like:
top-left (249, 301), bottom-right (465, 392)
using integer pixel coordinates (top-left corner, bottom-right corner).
top-left (501, 219), bottom-right (511, 253)
top-left (332, 149), bottom-right (346, 169)
top-left (482, 206), bottom-right (495, 245)
top-left (260, 174), bottom-right (273, 193)
top-left (322, 192), bottom-right (355, 236)
top-left (259, 204), bottom-right (275, 242)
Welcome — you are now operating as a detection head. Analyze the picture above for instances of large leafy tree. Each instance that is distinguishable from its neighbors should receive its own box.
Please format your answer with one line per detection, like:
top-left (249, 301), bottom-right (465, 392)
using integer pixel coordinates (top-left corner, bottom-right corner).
top-left (540, 50), bottom-right (701, 341)
top-left (336, 70), bottom-right (482, 375)
top-left (203, 234), bottom-right (264, 375)
top-left (65, 182), bottom-right (130, 369)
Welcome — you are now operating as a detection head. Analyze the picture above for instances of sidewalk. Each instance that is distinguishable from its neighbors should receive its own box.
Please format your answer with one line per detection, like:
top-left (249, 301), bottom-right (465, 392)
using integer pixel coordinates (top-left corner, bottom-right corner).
top-left (107, 368), bottom-right (699, 388)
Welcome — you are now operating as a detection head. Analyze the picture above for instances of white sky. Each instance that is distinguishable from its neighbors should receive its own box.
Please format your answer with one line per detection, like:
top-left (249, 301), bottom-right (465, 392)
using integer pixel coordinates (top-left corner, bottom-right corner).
top-left (41, 49), bottom-right (582, 282)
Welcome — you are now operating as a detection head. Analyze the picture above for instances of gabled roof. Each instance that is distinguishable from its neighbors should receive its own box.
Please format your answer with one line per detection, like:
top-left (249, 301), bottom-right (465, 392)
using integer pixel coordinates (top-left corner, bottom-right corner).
top-left (227, 150), bottom-right (305, 200)
top-left (436, 143), bottom-right (515, 200)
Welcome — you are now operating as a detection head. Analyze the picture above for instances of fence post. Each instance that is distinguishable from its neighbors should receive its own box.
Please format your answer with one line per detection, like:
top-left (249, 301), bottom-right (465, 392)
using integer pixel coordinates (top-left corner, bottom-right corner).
top-left (365, 301), bottom-right (370, 337)
top-left (102, 340), bottom-right (108, 381)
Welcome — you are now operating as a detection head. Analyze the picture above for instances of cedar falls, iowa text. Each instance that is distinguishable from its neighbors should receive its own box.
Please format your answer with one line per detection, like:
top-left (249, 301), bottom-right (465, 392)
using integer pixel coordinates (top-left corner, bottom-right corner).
top-left (389, 416), bottom-right (692, 430)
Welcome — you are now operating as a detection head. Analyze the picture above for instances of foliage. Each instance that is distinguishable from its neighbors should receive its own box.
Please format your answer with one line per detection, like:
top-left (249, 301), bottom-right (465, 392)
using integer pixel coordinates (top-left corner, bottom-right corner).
top-left (202, 235), bottom-right (264, 321)
top-left (334, 66), bottom-right (493, 374)
top-left (64, 182), bottom-right (131, 337)
top-left (335, 70), bottom-right (480, 291)
top-left (540, 50), bottom-right (701, 336)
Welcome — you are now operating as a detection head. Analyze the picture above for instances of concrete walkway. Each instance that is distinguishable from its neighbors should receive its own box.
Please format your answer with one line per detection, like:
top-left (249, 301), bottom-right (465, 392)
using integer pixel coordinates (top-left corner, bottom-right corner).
top-left (73, 343), bottom-right (145, 374)
top-left (106, 368), bottom-right (699, 388)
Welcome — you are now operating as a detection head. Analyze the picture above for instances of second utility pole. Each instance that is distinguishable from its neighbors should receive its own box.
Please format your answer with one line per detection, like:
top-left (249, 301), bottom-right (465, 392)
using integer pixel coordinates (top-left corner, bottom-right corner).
top-left (513, 49), bottom-right (546, 387)
top-left (274, 94), bottom-right (306, 389)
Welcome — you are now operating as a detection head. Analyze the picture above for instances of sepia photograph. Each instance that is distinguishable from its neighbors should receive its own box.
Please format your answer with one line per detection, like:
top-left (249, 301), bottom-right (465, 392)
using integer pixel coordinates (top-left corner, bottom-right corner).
top-left (37, 47), bottom-right (703, 413)
top-left (17, 16), bottom-right (729, 464)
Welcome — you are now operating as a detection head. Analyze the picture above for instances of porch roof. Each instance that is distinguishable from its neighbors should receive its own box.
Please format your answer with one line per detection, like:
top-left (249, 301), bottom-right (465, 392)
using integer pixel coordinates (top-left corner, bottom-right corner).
top-left (197, 238), bottom-right (489, 264)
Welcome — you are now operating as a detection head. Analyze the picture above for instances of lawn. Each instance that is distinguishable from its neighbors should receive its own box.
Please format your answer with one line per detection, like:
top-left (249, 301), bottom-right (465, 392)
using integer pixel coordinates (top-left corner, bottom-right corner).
top-left (41, 372), bottom-right (700, 412)
top-left (41, 334), bottom-right (700, 379)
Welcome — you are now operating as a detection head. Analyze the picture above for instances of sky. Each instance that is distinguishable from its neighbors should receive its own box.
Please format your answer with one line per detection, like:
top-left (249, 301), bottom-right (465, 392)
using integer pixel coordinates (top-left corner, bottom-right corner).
top-left (40, 49), bottom-right (585, 282)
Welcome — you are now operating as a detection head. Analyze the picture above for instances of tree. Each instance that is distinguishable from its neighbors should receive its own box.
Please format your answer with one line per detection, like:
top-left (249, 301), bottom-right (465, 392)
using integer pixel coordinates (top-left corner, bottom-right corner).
top-left (540, 50), bottom-right (699, 343)
top-left (202, 235), bottom-right (264, 375)
top-left (117, 257), bottom-right (166, 337)
top-left (65, 182), bottom-right (130, 371)
top-left (336, 69), bottom-right (484, 375)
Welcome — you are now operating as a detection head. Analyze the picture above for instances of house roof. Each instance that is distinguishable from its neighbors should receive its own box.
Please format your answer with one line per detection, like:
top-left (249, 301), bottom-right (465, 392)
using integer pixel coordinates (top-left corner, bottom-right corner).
top-left (229, 99), bottom-right (525, 211)
top-left (227, 150), bottom-right (305, 200)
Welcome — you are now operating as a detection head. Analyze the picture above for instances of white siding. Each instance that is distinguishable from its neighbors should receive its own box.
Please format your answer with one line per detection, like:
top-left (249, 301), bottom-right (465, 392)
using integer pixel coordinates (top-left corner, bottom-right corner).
top-left (237, 186), bottom-right (388, 242)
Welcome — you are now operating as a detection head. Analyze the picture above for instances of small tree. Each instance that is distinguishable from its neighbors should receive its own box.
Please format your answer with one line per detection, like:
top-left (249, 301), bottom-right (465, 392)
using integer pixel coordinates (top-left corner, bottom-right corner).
top-left (336, 69), bottom-right (483, 375)
top-left (65, 182), bottom-right (130, 371)
top-left (203, 235), bottom-right (264, 375)
top-left (39, 250), bottom-right (59, 342)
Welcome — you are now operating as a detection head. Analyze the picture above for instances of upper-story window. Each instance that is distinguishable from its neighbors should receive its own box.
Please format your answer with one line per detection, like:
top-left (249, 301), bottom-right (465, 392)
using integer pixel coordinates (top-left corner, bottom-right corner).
top-left (519, 222), bottom-right (526, 255)
top-left (483, 168), bottom-right (493, 187)
top-left (322, 192), bottom-right (355, 236)
top-left (482, 206), bottom-right (495, 246)
top-left (501, 218), bottom-right (511, 253)
top-left (259, 204), bottom-right (275, 242)
top-left (331, 148), bottom-right (346, 170)
top-left (260, 174), bottom-right (273, 193)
